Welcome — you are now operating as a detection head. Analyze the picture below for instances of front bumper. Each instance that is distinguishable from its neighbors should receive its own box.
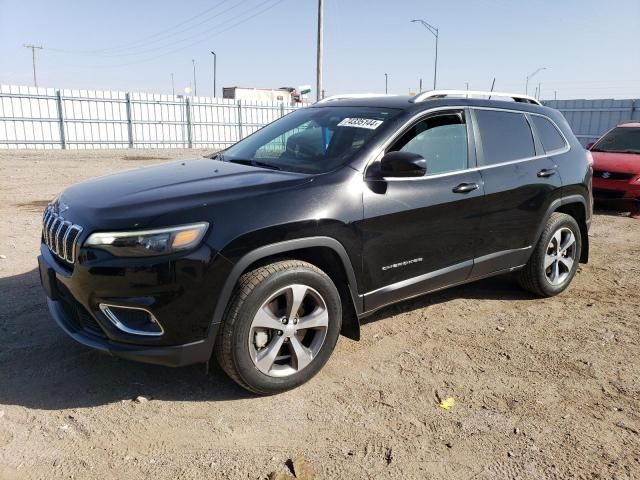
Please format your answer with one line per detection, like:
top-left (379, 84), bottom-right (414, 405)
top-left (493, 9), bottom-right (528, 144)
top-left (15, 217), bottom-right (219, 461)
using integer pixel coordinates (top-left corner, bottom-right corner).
top-left (46, 297), bottom-right (218, 367)
top-left (38, 240), bottom-right (232, 367)
top-left (592, 177), bottom-right (640, 213)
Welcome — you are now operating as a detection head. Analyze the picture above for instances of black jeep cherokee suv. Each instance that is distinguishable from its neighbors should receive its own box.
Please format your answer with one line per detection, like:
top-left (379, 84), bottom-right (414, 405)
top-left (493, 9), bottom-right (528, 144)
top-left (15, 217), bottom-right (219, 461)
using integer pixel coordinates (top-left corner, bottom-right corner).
top-left (39, 90), bottom-right (592, 394)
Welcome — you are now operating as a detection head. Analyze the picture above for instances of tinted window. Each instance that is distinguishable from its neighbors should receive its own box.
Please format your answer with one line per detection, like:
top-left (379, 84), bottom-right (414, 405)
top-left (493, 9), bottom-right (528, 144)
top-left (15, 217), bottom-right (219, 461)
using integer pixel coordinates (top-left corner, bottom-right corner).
top-left (592, 127), bottom-right (640, 154)
top-left (223, 106), bottom-right (401, 174)
top-left (475, 110), bottom-right (535, 165)
top-left (390, 112), bottom-right (468, 175)
top-left (531, 115), bottom-right (567, 153)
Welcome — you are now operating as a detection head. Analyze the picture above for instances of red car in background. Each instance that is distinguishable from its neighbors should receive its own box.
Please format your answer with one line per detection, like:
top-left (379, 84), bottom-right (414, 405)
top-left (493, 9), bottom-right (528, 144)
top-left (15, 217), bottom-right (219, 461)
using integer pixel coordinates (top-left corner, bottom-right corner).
top-left (588, 121), bottom-right (640, 219)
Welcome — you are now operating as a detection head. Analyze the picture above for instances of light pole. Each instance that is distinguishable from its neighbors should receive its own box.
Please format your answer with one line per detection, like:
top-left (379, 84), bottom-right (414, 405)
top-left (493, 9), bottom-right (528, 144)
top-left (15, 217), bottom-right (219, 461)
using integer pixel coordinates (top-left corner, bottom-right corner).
top-left (210, 51), bottom-right (217, 98)
top-left (384, 73), bottom-right (388, 94)
top-left (411, 19), bottom-right (438, 90)
top-left (316, 0), bottom-right (324, 101)
top-left (525, 67), bottom-right (546, 95)
top-left (192, 59), bottom-right (197, 96)
top-left (170, 73), bottom-right (175, 96)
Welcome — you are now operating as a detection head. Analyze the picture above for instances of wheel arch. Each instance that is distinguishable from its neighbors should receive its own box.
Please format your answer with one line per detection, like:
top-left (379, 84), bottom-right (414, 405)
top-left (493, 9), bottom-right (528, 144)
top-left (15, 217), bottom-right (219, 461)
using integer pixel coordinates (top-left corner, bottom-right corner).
top-left (212, 237), bottom-right (363, 344)
top-left (534, 195), bottom-right (589, 264)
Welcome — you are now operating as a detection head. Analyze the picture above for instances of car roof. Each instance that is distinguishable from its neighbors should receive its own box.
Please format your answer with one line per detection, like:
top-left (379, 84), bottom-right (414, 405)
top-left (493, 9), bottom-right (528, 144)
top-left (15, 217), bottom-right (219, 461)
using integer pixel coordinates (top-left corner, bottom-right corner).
top-left (309, 94), bottom-right (553, 116)
top-left (618, 121), bottom-right (640, 128)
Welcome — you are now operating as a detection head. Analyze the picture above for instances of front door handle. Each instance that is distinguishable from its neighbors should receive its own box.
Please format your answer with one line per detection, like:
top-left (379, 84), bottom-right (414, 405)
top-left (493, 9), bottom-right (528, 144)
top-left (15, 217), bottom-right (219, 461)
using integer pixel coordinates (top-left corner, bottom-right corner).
top-left (537, 168), bottom-right (557, 178)
top-left (452, 182), bottom-right (479, 193)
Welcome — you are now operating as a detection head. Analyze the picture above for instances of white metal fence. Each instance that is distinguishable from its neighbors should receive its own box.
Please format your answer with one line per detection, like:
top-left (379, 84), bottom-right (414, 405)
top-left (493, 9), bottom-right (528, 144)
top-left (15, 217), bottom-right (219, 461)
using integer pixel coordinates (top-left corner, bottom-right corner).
top-left (543, 99), bottom-right (639, 146)
top-left (3, 84), bottom-right (637, 150)
top-left (0, 84), bottom-right (304, 149)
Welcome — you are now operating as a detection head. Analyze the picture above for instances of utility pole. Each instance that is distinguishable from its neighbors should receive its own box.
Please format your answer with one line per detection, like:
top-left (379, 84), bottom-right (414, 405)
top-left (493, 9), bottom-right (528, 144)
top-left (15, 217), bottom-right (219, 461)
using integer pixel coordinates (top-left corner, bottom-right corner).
top-left (384, 73), bottom-right (388, 94)
top-left (192, 59), bottom-right (197, 96)
top-left (554, 90), bottom-right (557, 101)
top-left (170, 73), bottom-right (175, 96)
top-left (411, 19), bottom-right (439, 89)
top-left (419, 78), bottom-right (423, 92)
top-left (24, 44), bottom-right (43, 88)
top-left (316, 0), bottom-right (324, 102)
top-left (210, 51), bottom-right (217, 98)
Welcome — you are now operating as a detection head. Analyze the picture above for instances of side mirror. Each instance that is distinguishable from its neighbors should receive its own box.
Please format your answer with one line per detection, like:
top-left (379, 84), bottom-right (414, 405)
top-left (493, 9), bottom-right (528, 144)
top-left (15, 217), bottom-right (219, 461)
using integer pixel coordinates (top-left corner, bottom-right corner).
top-left (586, 142), bottom-right (595, 150)
top-left (379, 151), bottom-right (426, 178)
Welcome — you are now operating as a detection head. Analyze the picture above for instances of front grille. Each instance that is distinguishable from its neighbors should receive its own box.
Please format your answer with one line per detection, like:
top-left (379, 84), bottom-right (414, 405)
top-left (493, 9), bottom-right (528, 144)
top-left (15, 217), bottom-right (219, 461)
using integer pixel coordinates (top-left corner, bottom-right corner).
top-left (593, 170), bottom-right (634, 180)
top-left (593, 189), bottom-right (625, 200)
top-left (42, 206), bottom-right (83, 265)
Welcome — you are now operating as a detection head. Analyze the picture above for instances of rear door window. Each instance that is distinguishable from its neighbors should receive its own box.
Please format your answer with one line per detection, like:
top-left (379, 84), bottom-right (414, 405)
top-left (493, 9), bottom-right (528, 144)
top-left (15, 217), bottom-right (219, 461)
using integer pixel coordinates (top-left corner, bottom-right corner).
top-left (531, 115), bottom-right (567, 153)
top-left (474, 109), bottom-right (535, 165)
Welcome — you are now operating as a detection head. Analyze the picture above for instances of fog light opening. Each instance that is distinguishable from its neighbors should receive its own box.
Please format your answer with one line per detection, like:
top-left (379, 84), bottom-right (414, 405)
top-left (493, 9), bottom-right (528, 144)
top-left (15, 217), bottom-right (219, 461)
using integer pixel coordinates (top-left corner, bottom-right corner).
top-left (98, 304), bottom-right (164, 337)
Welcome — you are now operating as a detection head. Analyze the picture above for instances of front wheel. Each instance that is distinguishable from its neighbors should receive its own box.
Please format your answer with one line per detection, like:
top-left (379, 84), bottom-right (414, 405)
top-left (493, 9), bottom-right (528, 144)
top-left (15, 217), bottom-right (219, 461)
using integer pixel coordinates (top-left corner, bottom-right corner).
top-left (518, 212), bottom-right (582, 297)
top-left (214, 260), bottom-right (342, 395)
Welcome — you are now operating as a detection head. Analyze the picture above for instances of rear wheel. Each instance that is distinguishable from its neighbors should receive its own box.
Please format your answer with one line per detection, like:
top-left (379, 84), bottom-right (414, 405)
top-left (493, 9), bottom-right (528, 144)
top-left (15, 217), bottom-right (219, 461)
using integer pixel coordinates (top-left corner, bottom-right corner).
top-left (518, 212), bottom-right (582, 297)
top-left (214, 260), bottom-right (342, 395)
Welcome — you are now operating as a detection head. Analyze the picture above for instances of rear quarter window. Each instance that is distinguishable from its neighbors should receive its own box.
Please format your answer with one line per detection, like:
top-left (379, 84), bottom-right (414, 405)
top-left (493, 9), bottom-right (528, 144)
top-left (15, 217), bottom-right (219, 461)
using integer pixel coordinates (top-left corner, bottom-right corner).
top-left (474, 109), bottom-right (536, 165)
top-left (531, 115), bottom-right (567, 153)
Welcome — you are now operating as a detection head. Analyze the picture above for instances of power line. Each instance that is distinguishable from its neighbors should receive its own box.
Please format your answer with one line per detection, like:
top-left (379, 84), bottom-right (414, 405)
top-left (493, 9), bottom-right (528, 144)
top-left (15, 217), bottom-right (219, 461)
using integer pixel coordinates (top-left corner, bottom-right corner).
top-left (48, 0), bottom-right (235, 55)
top-left (50, 0), bottom-right (253, 58)
top-left (45, 0), bottom-right (288, 69)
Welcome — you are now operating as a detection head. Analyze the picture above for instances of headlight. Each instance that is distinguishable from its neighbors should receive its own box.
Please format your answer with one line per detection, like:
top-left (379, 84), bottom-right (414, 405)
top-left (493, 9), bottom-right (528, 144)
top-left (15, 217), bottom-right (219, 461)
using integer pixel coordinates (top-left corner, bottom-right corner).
top-left (85, 222), bottom-right (209, 257)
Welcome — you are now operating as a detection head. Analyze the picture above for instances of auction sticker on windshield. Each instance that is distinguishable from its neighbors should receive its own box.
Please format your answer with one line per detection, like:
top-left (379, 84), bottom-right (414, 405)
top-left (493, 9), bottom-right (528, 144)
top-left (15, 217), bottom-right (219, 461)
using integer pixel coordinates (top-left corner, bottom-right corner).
top-left (337, 118), bottom-right (384, 130)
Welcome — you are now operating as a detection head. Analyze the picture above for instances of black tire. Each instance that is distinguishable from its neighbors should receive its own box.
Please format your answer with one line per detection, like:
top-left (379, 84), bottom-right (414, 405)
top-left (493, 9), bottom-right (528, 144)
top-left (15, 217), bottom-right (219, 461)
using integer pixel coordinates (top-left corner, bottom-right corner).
top-left (214, 260), bottom-right (342, 395)
top-left (518, 212), bottom-right (582, 297)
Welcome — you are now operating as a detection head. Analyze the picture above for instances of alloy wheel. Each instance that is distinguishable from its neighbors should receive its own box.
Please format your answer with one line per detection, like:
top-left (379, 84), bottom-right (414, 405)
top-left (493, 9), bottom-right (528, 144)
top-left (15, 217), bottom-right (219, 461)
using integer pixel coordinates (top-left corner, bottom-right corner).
top-left (248, 284), bottom-right (329, 377)
top-left (544, 227), bottom-right (577, 286)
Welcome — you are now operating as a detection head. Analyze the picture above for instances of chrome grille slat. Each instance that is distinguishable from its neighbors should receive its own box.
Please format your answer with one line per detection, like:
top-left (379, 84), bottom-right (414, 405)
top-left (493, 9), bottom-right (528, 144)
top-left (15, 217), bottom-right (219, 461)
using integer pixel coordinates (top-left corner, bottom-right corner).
top-left (45, 213), bottom-right (56, 244)
top-left (41, 206), bottom-right (83, 266)
top-left (51, 218), bottom-right (62, 254)
top-left (42, 211), bottom-right (51, 243)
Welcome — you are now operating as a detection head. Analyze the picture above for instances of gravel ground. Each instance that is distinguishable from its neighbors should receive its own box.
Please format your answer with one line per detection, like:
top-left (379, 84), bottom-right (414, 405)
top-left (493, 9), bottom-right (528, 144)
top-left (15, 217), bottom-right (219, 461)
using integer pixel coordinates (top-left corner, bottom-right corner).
top-left (0, 149), bottom-right (639, 480)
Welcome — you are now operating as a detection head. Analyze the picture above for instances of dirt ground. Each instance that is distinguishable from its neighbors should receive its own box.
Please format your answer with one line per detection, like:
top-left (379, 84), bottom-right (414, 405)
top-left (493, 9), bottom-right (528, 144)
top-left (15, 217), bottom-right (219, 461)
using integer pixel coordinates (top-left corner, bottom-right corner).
top-left (0, 149), bottom-right (639, 480)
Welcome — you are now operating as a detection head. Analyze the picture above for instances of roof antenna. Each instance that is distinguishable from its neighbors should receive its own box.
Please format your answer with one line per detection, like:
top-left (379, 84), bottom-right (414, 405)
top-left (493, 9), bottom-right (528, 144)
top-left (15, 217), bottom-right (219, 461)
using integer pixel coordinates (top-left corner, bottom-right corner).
top-left (488, 78), bottom-right (496, 100)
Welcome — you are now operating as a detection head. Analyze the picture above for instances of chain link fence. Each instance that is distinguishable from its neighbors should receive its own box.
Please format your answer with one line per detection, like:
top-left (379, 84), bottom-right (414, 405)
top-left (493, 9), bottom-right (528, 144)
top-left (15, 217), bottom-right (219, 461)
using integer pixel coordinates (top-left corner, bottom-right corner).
top-left (0, 85), bottom-right (304, 149)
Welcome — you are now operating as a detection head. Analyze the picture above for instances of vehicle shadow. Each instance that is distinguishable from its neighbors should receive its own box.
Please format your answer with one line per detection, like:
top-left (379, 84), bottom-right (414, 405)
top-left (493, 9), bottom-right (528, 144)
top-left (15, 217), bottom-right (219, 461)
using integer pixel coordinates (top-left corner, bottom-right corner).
top-left (0, 267), bottom-right (532, 411)
top-left (0, 268), bottom-right (252, 410)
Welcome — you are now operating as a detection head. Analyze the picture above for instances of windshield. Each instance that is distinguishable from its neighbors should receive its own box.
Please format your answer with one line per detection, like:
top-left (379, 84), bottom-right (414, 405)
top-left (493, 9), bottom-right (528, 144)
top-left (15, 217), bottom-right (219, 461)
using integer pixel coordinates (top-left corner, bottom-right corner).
top-left (222, 106), bottom-right (401, 173)
top-left (592, 127), bottom-right (640, 154)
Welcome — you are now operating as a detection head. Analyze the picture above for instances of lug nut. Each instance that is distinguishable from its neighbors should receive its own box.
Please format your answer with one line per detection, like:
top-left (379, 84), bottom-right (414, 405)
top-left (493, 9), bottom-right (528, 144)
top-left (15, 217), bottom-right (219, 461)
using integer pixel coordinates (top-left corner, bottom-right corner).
top-left (277, 330), bottom-right (283, 336)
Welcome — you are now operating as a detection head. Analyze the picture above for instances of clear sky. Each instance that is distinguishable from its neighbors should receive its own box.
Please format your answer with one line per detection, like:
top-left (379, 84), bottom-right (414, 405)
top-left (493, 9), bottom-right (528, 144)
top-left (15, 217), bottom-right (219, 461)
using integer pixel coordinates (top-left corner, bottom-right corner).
top-left (1, 0), bottom-right (638, 100)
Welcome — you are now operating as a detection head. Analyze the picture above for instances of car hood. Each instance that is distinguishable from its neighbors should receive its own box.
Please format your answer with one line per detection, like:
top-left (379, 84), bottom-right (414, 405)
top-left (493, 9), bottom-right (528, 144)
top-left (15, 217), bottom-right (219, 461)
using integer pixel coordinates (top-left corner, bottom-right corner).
top-left (58, 158), bottom-right (311, 228)
top-left (591, 151), bottom-right (640, 174)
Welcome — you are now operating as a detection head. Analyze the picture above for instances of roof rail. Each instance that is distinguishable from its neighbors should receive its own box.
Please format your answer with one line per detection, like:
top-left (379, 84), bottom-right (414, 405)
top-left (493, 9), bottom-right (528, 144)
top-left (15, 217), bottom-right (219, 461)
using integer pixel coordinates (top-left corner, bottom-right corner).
top-left (316, 93), bottom-right (398, 104)
top-left (412, 90), bottom-right (542, 106)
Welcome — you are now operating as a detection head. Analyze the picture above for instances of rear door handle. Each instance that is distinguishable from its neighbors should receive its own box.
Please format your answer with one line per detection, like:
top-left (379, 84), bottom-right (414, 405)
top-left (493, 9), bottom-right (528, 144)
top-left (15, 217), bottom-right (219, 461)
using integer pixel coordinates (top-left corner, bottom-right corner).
top-left (452, 182), bottom-right (479, 193)
top-left (537, 168), bottom-right (557, 178)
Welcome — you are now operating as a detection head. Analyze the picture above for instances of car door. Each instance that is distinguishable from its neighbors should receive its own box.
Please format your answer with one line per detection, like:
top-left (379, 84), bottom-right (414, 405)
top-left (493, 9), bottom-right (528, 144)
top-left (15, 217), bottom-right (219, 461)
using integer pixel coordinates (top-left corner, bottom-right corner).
top-left (359, 108), bottom-right (486, 312)
top-left (470, 108), bottom-right (563, 278)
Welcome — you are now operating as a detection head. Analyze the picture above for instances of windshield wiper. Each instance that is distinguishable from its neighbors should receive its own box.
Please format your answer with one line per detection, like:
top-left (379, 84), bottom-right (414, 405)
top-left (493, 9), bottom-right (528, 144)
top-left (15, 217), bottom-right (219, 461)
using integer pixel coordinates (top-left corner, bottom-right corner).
top-left (227, 159), bottom-right (281, 171)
